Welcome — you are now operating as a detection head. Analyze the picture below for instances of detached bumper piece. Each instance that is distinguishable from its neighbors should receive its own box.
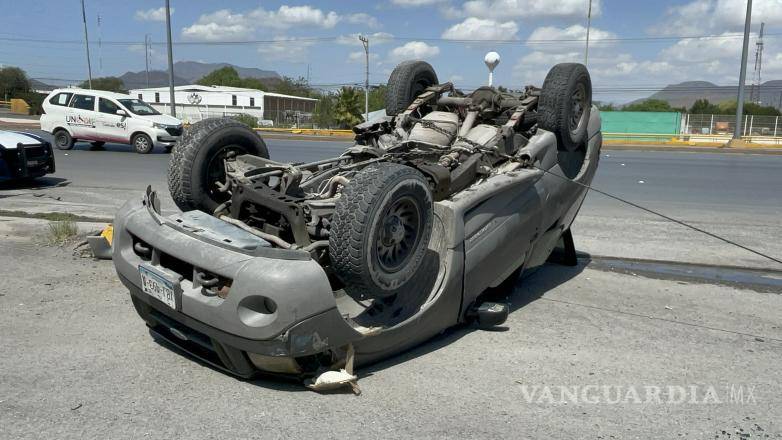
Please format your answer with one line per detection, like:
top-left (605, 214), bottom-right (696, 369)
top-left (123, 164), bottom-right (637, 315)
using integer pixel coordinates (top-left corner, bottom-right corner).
top-left (1, 141), bottom-right (55, 178)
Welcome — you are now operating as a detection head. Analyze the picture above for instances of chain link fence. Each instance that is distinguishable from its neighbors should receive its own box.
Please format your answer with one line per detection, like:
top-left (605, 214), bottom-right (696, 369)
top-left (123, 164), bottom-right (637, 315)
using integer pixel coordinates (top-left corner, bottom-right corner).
top-left (683, 114), bottom-right (782, 137)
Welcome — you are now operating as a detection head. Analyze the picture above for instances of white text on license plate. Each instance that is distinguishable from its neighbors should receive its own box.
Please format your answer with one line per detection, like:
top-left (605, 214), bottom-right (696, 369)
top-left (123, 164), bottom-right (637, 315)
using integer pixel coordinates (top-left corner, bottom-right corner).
top-left (139, 266), bottom-right (177, 309)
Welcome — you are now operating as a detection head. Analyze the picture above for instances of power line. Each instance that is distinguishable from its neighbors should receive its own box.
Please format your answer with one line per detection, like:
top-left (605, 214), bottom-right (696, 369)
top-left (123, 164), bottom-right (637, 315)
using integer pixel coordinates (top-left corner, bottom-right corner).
top-left (0, 31), bottom-right (777, 47)
top-left (534, 165), bottom-right (782, 267)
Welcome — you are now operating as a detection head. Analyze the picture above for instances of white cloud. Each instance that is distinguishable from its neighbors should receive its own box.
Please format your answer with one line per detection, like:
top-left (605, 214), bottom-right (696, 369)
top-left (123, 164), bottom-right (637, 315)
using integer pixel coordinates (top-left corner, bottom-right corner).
top-left (441, 17), bottom-right (518, 40)
top-left (182, 5), bottom-right (373, 41)
top-left (388, 41), bottom-right (440, 62)
top-left (345, 13), bottom-right (380, 29)
top-left (654, 0), bottom-right (782, 35)
top-left (347, 51), bottom-right (380, 63)
top-left (257, 37), bottom-right (314, 63)
top-left (336, 32), bottom-right (395, 46)
top-left (526, 25), bottom-right (616, 53)
top-left (391, 0), bottom-right (446, 6)
top-left (453, 0), bottom-right (599, 20)
top-left (181, 10), bottom-right (255, 41)
top-left (134, 7), bottom-right (171, 22)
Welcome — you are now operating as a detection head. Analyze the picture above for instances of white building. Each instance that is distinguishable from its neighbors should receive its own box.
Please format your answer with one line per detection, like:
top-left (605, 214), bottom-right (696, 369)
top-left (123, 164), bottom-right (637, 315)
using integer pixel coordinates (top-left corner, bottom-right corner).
top-left (129, 84), bottom-right (318, 126)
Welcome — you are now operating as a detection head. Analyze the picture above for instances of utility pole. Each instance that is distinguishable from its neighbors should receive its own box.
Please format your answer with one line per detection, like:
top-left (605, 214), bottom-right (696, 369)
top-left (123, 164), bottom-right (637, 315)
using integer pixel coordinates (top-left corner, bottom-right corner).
top-left (359, 35), bottom-right (369, 122)
top-left (97, 13), bottom-right (103, 76)
top-left (733, 0), bottom-right (752, 141)
top-left (144, 34), bottom-right (150, 88)
top-left (585, 0), bottom-right (593, 67)
top-left (750, 22), bottom-right (765, 104)
top-left (164, 0), bottom-right (176, 117)
top-left (80, 0), bottom-right (93, 89)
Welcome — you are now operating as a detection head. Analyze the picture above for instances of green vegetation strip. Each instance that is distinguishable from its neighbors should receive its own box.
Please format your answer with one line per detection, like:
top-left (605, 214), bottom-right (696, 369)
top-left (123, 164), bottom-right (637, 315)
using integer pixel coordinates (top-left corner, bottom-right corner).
top-left (0, 210), bottom-right (112, 223)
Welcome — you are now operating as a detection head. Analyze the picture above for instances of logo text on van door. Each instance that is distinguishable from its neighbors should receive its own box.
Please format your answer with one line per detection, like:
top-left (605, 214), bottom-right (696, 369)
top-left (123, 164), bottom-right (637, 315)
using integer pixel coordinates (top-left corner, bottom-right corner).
top-left (66, 115), bottom-right (96, 127)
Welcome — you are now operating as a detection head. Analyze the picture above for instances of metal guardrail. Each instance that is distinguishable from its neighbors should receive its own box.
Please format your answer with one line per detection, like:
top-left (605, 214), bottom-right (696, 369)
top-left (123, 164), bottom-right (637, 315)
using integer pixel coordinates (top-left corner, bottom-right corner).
top-left (254, 127), bottom-right (354, 137)
top-left (603, 132), bottom-right (782, 146)
top-left (251, 128), bottom-right (782, 146)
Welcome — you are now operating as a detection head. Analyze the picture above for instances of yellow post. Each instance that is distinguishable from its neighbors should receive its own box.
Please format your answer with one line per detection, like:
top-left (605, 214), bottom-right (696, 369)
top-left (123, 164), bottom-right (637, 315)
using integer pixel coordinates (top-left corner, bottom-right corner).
top-left (9, 98), bottom-right (31, 115)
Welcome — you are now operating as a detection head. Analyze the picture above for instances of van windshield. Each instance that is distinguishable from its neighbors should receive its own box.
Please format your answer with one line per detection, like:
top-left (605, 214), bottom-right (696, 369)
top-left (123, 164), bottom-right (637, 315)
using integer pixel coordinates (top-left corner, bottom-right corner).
top-left (117, 99), bottom-right (160, 116)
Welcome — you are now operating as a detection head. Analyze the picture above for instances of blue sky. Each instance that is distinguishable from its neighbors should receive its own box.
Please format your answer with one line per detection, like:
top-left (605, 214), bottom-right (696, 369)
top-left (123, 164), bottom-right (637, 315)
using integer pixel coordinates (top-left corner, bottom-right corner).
top-left (1, 0), bottom-right (781, 103)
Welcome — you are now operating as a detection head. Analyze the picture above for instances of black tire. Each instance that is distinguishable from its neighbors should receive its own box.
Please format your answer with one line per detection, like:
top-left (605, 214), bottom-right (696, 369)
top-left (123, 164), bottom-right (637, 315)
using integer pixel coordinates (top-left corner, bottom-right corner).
top-left (168, 118), bottom-right (269, 213)
top-left (385, 60), bottom-right (439, 116)
top-left (53, 129), bottom-right (74, 150)
top-left (132, 133), bottom-right (154, 154)
top-left (330, 163), bottom-right (434, 299)
top-left (538, 63), bottom-right (592, 152)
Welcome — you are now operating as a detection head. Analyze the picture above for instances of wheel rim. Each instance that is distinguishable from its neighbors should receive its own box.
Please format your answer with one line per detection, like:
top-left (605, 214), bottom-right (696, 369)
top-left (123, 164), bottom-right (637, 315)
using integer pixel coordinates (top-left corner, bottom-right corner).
top-left (55, 133), bottom-right (68, 147)
top-left (135, 136), bottom-right (150, 151)
top-left (569, 82), bottom-right (587, 136)
top-left (205, 145), bottom-right (246, 200)
top-left (375, 195), bottom-right (422, 273)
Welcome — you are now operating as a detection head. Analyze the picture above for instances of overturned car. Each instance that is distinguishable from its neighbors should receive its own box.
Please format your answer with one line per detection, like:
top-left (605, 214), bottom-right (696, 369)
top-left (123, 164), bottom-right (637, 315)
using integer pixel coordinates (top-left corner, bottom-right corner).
top-left (113, 58), bottom-right (601, 379)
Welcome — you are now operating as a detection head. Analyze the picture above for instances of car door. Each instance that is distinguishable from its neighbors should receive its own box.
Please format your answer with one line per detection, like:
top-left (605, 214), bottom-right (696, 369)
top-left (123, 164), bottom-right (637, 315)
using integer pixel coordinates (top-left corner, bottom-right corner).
top-left (67, 94), bottom-right (97, 139)
top-left (97, 98), bottom-right (130, 144)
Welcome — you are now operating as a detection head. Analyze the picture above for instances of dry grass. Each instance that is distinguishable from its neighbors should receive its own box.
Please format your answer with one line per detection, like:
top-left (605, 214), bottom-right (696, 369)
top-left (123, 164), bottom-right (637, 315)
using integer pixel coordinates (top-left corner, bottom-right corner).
top-left (46, 219), bottom-right (79, 246)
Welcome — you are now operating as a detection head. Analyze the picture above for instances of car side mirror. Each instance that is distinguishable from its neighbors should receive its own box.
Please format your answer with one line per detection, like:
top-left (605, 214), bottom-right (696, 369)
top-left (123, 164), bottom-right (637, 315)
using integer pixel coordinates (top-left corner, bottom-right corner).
top-left (116, 109), bottom-right (128, 117)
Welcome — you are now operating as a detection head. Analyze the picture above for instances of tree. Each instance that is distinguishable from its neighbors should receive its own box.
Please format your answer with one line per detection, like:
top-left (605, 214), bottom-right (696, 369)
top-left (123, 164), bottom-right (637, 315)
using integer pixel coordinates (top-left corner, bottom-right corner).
top-left (197, 66), bottom-right (244, 88)
top-left (333, 87), bottom-right (363, 128)
top-left (79, 76), bottom-right (126, 93)
top-left (717, 100), bottom-right (781, 116)
top-left (368, 84), bottom-right (387, 112)
top-left (623, 99), bottom-right (677, 112)
top-left (689, 99), bottom-right (721, 114)
top-left (0, 66), bottom-right (31, 100)
top-left (314, 93), bottom-right (336, 128)
top-left (271, 76), bottom-right (312, 97)
top-left (596, 102), bottom-right (616, 111)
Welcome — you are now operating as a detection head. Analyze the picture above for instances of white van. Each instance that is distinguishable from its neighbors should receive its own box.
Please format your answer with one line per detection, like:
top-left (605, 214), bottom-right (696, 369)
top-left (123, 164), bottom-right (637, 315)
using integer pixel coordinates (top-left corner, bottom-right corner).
top-left (40, 88), bottom-right (183, 154)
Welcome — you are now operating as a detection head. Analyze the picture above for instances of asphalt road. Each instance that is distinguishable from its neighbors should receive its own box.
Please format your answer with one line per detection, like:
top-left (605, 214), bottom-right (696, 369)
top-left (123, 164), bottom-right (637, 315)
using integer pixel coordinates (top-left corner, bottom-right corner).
top-left (4, 132), bottom-right (781, 269)
top-left (1, 218), bottom-right (780, 439)
top-left (2, 136), bottom-right (782, 438)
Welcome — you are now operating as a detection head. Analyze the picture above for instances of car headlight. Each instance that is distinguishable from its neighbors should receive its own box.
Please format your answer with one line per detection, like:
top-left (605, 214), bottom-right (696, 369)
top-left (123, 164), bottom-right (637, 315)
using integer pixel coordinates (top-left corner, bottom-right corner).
top-left (153, 123), bottom-right (168, 129)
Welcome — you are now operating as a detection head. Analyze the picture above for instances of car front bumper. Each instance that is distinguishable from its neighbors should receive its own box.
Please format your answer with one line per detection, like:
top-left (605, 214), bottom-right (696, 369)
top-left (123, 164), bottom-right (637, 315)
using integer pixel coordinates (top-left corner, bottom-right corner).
top-left (112, 191), bottom-right (363, 377)
top-left (0, 141), bottom-right (55, 179)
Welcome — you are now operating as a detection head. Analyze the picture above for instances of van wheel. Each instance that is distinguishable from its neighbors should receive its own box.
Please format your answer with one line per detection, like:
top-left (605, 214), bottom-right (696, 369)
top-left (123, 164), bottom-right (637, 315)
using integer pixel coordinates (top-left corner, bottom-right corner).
top-left (538, 63), bottom-right (592, 152)
top-left (385, 61), bottom-right (439, 116)
top-left (330, 163), bottom-right (434, 299)
top-left (132, 133), bottom-right (153, 154)
top-left (168, 118), bottom-right (269, 213)
top-left (53, 130), bottom-right (75, 150)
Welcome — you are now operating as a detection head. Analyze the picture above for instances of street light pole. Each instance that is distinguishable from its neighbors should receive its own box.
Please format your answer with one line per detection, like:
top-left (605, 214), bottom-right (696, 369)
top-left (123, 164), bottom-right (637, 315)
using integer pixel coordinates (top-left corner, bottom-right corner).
top-left (585, 0), bottom-right (593, 67)
top-left (80, 0), bottom-right (93, 89)
top-left (359, 35), bottom-right (369, 122)
top-left (734, 0), bottom-right (753, 141)
top-left (164, 0), bottom-right (177, 117)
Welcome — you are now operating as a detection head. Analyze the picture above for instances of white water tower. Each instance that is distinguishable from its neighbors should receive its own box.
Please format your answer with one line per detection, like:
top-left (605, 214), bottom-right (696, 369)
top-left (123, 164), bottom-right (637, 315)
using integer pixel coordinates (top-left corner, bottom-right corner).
top-left (484, 52), bottom-right (501, 87)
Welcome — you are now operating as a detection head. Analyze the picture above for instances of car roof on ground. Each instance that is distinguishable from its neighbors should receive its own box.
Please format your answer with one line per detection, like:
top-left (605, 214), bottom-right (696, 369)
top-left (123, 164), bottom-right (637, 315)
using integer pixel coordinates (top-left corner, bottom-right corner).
top-left (48, 88), bottom-right (137, 100)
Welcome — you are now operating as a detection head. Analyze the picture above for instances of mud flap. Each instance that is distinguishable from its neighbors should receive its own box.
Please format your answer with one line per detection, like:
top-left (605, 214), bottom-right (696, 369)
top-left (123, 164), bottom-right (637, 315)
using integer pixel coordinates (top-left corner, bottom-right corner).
top-left (547, 228), bottom-right (578, 266)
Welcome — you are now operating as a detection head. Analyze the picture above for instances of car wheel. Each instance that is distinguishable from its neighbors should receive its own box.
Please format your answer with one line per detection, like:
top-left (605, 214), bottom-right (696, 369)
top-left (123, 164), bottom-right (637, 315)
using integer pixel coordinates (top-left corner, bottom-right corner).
top-left (385, 60), bottom-right (439, 116)
top-left (538, 63), bottom-right (592, 152)
top-left (330, 163), bottom-right (434, 299)
top-left (53, 130), bottom-right (75, 150)
top-left (132, 133), bottom-right (153, 154)
top-left (168, 117), bottom-right (269, 213)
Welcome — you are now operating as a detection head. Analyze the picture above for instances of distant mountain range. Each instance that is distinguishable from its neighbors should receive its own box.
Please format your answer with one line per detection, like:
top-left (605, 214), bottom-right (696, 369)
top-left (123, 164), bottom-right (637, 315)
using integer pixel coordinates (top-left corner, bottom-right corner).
top-left (119, 61), bottom-right (280, 90)
top-left (633, 80), bottom-right (782, 109)
top-left (30, 61), bottom-right (281, 91)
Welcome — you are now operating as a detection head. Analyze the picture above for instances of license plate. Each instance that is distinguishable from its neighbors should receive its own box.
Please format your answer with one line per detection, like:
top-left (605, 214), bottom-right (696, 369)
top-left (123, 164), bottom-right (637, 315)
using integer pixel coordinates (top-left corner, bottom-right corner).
top-left (139, 266), bottom-right (177, 310)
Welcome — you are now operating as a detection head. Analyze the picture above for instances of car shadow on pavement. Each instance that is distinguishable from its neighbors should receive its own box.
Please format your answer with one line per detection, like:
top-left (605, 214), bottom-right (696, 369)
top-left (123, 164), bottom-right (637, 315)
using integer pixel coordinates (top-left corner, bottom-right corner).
top-left (0, 177), bottom-right (69, 192)
top-left (360, 252), bottom-right (591, 377)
